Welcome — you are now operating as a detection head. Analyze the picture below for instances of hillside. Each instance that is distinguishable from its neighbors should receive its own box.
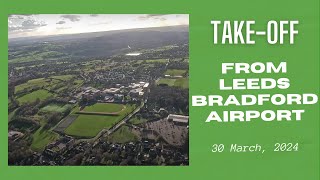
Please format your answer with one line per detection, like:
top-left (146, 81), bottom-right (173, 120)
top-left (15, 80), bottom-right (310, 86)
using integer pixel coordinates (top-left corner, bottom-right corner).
top-left (8, 25), bottom-right (189, 63)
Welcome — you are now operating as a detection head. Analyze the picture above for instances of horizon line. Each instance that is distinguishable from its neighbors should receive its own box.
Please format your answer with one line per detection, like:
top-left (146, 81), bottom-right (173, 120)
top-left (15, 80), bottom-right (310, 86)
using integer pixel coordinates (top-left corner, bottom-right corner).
top-left (8, 24), bottom-right (189, 40)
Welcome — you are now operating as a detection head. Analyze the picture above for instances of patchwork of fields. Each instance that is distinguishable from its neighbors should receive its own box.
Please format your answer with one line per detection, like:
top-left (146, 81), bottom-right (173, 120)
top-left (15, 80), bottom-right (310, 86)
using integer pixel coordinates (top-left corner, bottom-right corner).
top-left (10, 59), bottom-right (188, 152)
top-left (17, 89), bottom-right (53, 104)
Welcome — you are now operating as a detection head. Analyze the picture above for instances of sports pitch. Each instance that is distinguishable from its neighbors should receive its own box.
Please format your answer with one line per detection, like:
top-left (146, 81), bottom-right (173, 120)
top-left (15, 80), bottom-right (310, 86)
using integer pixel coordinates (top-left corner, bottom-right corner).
top-left (82, 103), bottom-right (124, 113)
top-left (64, 103), bottom-right (135, 138)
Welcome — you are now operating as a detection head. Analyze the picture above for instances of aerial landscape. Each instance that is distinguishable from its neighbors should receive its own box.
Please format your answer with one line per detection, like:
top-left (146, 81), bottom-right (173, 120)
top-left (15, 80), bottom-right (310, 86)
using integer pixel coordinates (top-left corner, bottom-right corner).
top-left (8, 14), bottom-right (189, 166)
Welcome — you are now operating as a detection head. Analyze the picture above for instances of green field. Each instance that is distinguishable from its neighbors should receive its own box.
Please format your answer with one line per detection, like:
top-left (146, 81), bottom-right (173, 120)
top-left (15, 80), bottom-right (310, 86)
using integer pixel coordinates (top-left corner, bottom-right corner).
top-left (31, 127), bottom-right (59, 151)
top-left (41, 103), bottom-right (72, 113)
top-left (174, 78), bottom-right (189, 89)
top-left (17, 89), bottom-right (53, 104)
top-left (157, 78), bottom-right (189, 89)
top-left (157, 78), bottom-right (176, 86)
top-left (136, 59), bottom-right (168, 64)
top-left (65, 104), bottom-right (135, 137)
top-left (9, 51), bottom-right (67, 63)
top-left (51, 75), bottom-right (74, 81)
top-left (130, 116), bottom-right (148, 125)
top-left (107, 126), bottom-right (138, 143)
top-left (15, 78), bottom-right (49, 93)
top-left (83, 103), bottom-right (124, 113)
top-left (15, 76), bottom-right (79, 94)
top-left (164, 69), bottom-right (187, 76)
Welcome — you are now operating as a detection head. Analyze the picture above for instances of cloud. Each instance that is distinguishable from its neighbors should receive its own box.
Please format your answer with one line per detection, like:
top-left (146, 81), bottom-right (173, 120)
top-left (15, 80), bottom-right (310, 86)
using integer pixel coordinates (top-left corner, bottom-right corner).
top-left (138, 14), bottom-right (168, 20)
top-left (56, 20), bottom-right (66, 24)
top-left (90, 21), bottom-right (112, 26)
top-left (8, 18), bottom-right (47, 32)
top-left (90, 14), bottom-right (99, 17)
top-left (8, 15), bottom-right (26, 20)
top-left (56, 26), bottom-right (72, 30)
top-left (61, 15), bottom-right (81, 22)
top-left (9, 14), bottom-right (34, 17)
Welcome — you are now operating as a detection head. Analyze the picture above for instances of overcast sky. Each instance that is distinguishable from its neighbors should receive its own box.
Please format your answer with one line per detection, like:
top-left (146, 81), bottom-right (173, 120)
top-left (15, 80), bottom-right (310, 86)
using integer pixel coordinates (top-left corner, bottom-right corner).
top-left (8, 14), bottom-right (189, 39)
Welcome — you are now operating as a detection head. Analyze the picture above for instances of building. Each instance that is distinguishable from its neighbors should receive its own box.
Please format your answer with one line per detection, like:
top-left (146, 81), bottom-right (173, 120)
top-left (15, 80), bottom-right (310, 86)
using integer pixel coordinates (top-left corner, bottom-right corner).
top-left (69, 99), bottom-right (77, 104)
top-left (167, 114), bottom-right (189, 124)
top-left (114, 94), bottom-right (124, 102)
top-left (8, 131), bottom-right (24, 140)
top-left (129, 83), bottom-right (141, 89)
top-left (103, 88), bottom-right (120, 95)
top-left (130, 88), bottom-right (144, 97)
top-left (143, 83), bottom-right (150, 89)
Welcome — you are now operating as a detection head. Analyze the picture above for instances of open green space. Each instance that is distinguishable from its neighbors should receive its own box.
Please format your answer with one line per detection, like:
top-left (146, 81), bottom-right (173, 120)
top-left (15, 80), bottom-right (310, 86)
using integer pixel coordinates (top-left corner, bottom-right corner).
top-left (31, 127), bottom-right (59, 152)
top-left (136, 59), bottom-right (168, 64)
top-left (51, 75), bottom-right (74, 81)
top-left (15, 75), bottom-right (78, 94)
top-left (15, 78), bottom-right (61, 94)
top-left (40, 103), bottom-right (72, 113)
top-left (157, 78), bottom-right (176, 86)
top-left (83, 103), bottom-right (124, 113)
top-left (157, 78), bottom-right (188, 89)
top-left (164, 69), bottom-right (187, 76)
top-left (8, 109), bottom-right (17, 122)
top-left (9, 50), bottom-right (67, 63)
top-left (129, 116), bottom-right (148, 125)
top-left (174, 78), bottom-right (189, 89)
top-left (17, 89), bottom-right (53, 104)
top-left (65, 104), bottom-right (135, 138)
top-left (15, 78), bottom-right (49, 93)
top-left (107, 126), bottom-right (138, 143)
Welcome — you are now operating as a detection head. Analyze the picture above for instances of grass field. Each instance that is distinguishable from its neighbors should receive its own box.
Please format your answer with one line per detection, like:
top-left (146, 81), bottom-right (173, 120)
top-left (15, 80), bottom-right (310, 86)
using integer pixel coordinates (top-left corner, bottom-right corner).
top-left (136, 59), bottom-right (168, 64)
top-left (15, 78), bottom-right (48, 93)
top-left (17, 89), bottom-right (53, 104)
top-left (83, 103), bottom-right (124, 113)
top-left (130, 116), bottom-right (148, 125)
top-left (107, 126), bottom-right (138, 143)
top-left (164, 69), bottom-right (187, 76)
top-left (41, 103), bottom-right (72, 113)
top-left (8, 109), bottom-right (17, 122)
top-left (174, 78), bottom-right (189, 89)
top-left (51, 75), bottom-right (74, 81)
top-left (15, 76), bottom-right (78, 94)
top-left (157, 78), bottom-right (189, 89)
top-left (157, 78), bottom-right (176, 86)
top-left (31, 127), bottom-right (59, 152)
top-left (65, 104), bottom-right (135, 138)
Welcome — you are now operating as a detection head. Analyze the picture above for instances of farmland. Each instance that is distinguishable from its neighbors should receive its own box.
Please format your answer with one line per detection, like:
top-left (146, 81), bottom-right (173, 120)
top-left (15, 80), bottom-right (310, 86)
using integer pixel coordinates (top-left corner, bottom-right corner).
top-left (15, 78), bottom-right (52, 93)
top-left (17, 89), bottom-right (53, 104)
